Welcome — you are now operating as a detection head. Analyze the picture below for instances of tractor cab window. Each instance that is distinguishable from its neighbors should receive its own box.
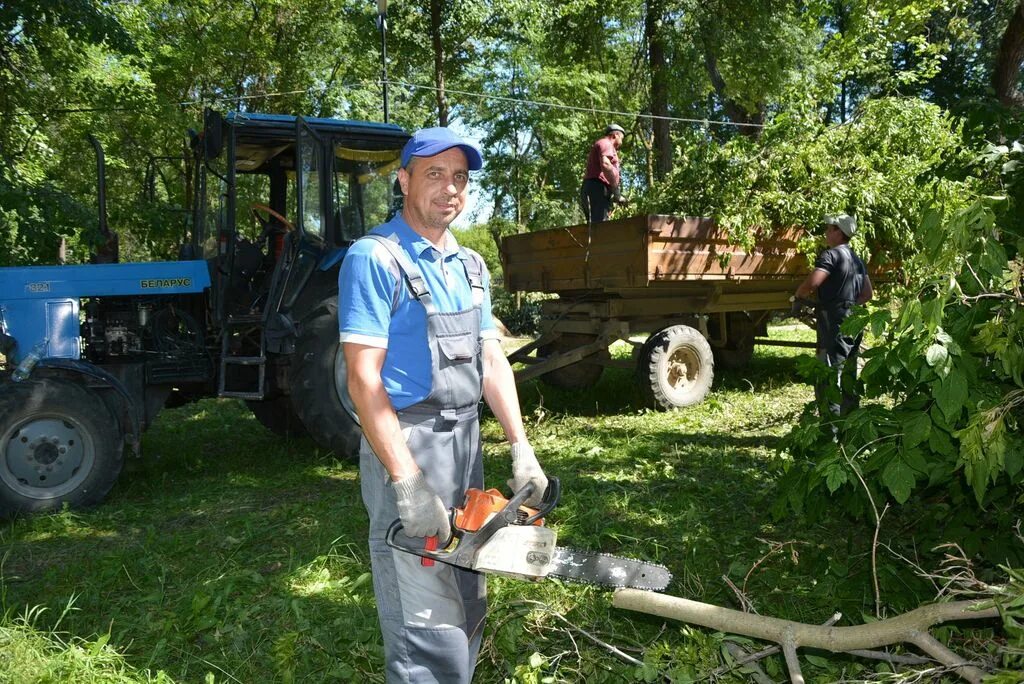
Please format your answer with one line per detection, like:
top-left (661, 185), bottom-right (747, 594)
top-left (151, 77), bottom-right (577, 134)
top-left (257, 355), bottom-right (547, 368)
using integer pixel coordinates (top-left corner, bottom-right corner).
top-left (199, 154), bottom-right (228, 260)
top-left (332, 144), bottom-right (401, 242)
top-left (296, 122), bottom-right (325, 240)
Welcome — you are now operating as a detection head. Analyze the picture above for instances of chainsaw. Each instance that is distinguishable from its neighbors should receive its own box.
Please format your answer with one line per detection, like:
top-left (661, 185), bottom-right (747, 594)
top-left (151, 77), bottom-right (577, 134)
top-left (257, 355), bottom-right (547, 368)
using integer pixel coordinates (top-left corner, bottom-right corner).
top-left (385, 478), bottom-right (671, 591)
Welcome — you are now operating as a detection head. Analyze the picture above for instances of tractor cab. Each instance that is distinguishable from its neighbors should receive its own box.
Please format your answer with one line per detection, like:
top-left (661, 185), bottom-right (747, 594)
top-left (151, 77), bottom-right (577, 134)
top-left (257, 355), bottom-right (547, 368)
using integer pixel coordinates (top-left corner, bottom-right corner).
top-left (193, 110), bottom-right (409, 335)
top-left (191, 111), bottom-right (409, 401)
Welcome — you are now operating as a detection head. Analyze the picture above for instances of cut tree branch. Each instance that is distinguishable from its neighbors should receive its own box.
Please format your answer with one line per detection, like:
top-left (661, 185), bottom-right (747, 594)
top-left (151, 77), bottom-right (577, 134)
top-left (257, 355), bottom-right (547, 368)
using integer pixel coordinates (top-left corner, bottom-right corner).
top-left (613, 591), bottom-right (999, 683)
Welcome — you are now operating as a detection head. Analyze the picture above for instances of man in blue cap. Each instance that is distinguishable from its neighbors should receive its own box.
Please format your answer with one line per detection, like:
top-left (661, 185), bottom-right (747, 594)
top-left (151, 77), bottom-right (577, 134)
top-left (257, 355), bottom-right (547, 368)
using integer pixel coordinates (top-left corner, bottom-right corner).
top-left (339, 127), bottom-right (548, 683)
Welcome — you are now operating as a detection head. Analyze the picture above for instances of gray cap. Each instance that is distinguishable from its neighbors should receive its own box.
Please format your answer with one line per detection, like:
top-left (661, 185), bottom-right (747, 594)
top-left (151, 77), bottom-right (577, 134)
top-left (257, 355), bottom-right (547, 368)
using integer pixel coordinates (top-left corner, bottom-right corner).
top-left (605, 123), bottom-right (626, 136)
top-left (823, 213), bottom-right (857, 238)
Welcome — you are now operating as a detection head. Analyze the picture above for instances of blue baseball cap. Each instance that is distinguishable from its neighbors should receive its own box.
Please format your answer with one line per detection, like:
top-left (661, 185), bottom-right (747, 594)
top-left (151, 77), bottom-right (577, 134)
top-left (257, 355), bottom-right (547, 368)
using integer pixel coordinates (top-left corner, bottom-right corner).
top-left (400, 127), bottom-right (483, 170)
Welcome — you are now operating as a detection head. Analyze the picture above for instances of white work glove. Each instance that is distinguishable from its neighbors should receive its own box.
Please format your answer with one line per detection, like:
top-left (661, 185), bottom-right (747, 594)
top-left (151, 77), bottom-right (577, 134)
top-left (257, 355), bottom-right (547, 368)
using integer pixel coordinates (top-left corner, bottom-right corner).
top-left (392, 471), bottom-right (451, 540)
top-left (507, 442), bottom-right (548, 507)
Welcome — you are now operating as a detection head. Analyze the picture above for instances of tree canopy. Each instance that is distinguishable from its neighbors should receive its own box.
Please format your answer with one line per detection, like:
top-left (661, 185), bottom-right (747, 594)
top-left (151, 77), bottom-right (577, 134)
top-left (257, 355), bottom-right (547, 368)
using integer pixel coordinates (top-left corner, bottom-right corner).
top-left (2, 0), bottom-right (1021, 262)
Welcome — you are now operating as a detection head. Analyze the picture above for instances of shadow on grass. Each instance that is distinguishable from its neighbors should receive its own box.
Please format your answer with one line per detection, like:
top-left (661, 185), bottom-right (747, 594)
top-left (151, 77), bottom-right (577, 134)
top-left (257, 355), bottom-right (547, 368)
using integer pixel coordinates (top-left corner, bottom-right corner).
top-left (515, 349), bottom-right (812, 418)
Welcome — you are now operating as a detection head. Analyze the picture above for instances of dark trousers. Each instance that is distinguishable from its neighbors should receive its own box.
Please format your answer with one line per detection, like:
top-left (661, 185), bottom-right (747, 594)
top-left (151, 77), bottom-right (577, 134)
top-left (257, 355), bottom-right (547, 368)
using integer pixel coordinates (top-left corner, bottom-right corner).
top-left (814, 303), bottom-right (861, 416)
top-left (579, 178), bottom-right (611, 224)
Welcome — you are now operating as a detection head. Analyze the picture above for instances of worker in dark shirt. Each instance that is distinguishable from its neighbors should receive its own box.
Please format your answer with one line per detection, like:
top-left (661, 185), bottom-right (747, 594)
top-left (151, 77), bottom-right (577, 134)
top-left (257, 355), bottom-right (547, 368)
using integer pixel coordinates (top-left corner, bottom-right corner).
top-left (579, 124), bottom-right (625, 224)
top-left (794, 214), bottom-right (874, 415)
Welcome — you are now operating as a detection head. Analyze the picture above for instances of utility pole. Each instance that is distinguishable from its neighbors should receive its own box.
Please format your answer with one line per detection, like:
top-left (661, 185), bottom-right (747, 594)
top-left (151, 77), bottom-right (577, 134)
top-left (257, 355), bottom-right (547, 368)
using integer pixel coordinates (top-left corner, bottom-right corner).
top-left (377, 0), bottom-right (389, 123)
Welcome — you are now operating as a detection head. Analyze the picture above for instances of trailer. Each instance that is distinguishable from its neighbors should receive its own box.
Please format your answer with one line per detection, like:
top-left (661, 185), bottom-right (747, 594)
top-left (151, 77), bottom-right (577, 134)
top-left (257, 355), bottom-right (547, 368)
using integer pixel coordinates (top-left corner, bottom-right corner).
top-left (501, 214), bottom-right (822, 409)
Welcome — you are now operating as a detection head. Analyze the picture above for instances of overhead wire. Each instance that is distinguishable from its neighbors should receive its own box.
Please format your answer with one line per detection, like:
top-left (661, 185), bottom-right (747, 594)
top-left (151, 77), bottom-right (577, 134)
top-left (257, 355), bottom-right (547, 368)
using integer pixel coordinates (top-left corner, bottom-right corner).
top-left (33, 79), bottom-right (765, 130)
top-left (384, 79), bottom-right (765, 129)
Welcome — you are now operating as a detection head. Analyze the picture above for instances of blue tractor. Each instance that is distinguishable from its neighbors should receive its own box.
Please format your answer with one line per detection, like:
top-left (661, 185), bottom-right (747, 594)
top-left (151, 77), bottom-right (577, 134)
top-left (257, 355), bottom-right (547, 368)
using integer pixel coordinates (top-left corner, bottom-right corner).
top-left (0, 110), bottom-right (410, 515)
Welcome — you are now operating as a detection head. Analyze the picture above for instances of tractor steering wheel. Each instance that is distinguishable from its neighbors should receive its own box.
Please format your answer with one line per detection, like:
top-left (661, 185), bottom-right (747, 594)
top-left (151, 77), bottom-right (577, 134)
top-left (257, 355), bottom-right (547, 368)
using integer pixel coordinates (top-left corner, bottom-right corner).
top-left (250, 203), bottom-right (296, 235)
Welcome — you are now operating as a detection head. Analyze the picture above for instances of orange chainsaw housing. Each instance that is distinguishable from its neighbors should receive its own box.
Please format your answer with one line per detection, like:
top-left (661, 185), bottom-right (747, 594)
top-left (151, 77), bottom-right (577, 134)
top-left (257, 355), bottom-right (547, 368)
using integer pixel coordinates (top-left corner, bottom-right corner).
top-left (453, 488), bottom-right (545, 532)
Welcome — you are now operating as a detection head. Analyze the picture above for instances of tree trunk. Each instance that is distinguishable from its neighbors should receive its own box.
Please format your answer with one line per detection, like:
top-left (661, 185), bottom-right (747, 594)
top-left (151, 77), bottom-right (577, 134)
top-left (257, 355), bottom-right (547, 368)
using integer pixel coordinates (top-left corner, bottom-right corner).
top-left (702, 40), bottom-right (763, 137)
top-left (994, 0), bottom-right (1024, 107)
top-left (430, 0), bottom-right (448, 126)
top-left (646, 0), bottom-right (672, 180)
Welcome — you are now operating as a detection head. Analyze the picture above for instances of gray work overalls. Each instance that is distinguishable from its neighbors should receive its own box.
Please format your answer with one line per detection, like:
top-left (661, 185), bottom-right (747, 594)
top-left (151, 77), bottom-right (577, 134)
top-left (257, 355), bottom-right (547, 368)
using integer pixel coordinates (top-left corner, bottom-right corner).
top-left (359, 233), bottom-right (487, 684)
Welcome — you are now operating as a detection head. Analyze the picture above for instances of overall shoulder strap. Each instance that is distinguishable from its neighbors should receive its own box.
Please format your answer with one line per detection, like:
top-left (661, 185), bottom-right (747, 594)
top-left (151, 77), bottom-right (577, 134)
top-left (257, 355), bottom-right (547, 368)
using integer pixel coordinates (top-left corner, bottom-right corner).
top-left (361, 234), bottom-right (436, 313)
top-left (459, 247), bottom-right (486, 306)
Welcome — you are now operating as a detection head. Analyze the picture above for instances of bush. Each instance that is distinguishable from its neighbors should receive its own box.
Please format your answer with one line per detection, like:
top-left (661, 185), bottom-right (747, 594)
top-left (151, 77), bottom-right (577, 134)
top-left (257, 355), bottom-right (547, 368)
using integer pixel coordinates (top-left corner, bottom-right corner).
top-left (774, 142), bottom-right (1024, 566)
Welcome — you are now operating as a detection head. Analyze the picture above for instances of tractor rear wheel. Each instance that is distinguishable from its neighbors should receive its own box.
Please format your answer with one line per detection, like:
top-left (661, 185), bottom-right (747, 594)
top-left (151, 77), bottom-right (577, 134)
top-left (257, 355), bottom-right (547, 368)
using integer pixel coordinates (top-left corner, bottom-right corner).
top-left (289, 297), bottom-right (361, 460)
top-left (0, 377), bottom-right (124, 516)
top-left (246, 397), bottom-right (308, 439)
top-left (638, 325), bottom-right (714, 410)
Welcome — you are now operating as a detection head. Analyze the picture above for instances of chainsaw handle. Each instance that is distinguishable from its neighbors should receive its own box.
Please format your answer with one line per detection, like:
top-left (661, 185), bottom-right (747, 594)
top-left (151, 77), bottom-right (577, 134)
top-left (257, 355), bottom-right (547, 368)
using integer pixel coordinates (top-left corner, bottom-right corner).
top-left (521, 477), bottom-right (559, 525)
top-left (385, 518), bottom-right (457, 559)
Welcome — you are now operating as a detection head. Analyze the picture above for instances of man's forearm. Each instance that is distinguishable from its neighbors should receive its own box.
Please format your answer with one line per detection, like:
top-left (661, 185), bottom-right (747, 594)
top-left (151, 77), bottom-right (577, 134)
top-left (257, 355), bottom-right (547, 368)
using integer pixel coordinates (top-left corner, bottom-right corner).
top-left (482, 341), bottom-right (528, 445)
top-left (348, 369), bottom-right (418, 481)
top-left (796, 269), bottom-right (828, 299)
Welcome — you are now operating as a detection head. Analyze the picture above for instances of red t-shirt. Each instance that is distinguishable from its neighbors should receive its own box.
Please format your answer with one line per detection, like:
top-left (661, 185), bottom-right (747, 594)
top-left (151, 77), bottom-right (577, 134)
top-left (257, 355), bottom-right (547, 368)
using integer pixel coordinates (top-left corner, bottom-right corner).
top-left (583, 137), bottom-right (619, 186)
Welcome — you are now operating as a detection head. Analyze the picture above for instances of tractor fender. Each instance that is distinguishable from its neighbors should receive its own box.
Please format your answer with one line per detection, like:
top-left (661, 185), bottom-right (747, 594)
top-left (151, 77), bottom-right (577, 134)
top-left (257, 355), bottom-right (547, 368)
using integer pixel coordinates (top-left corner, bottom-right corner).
top-left (33, 358), bottom-right (142, 456)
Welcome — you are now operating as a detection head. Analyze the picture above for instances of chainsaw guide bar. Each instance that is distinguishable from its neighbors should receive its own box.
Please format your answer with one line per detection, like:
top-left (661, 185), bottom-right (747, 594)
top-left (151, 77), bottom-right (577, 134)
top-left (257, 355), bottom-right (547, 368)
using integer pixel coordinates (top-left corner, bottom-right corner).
top-left (385, 478), bottom-right (672, 592)
top-left (548, 547), bottom-right (672, 591)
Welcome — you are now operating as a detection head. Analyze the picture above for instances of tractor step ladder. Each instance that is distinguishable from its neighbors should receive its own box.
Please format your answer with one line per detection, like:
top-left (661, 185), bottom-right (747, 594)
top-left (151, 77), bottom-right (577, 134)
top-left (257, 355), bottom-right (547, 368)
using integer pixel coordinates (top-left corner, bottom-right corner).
top-left (219, 313), bottom-right (266, 400)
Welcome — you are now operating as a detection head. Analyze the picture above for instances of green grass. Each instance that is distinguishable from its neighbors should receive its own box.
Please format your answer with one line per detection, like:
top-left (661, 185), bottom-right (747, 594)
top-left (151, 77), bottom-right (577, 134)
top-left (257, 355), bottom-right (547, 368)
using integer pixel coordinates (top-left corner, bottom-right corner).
top-left (0, 324), bottom-right (998, 682)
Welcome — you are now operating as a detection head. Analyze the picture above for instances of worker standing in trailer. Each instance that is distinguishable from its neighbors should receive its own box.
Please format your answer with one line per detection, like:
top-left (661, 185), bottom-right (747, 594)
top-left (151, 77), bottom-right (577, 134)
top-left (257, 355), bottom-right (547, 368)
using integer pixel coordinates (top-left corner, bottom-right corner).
top-left (579, 123), bottom-right (626, 224)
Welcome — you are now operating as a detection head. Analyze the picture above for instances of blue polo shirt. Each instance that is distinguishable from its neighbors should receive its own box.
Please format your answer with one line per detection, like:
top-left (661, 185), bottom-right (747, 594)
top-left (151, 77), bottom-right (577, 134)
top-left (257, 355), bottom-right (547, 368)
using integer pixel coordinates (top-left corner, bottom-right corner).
top-left (338, 215), bottom-right (498, 410)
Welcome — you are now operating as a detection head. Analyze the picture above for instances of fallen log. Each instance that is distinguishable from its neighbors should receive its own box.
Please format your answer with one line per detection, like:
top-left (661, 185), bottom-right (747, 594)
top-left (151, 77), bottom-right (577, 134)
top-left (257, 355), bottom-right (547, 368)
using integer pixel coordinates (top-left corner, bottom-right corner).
top-left (613, 589), bottom-right (1000, 684)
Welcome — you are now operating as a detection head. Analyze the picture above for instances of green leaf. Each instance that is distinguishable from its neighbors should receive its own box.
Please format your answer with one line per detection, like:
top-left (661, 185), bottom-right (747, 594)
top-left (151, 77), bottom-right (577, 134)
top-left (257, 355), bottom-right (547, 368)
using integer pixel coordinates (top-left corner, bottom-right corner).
top-left (955, 423), bottom-right (988, 505)
top-left (869, 310), bottom-right (889, 339)
top-left (928, 426), bottom-right (957, 458)
top-left (901, 446), bottom-right (928, 474)
top-left (922, 210), bottom-right (944, 260)
top-left (824, 461), bottom-right (848, 493)
top-left (1005, 446), bottom-right (1022, 478)
top-left (925, 344), bottom-right (948, 368)
top-left (934, 369), bottom-right (968, 422)
top-left (898, 299), bottom-right (923, 334)
top-left (921, 297), bottom-right (944, 334)
top-left (804, 654), bottom-right (830, 668)
top-left (881, 458), bottom-right (916, 504)
top-left (902, 411), bottom-right (932, 448)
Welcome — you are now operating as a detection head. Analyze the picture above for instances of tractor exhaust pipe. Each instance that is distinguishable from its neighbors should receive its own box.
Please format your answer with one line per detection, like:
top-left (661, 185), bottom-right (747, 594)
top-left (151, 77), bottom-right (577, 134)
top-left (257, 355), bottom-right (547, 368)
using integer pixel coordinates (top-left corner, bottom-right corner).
top-left (87, 134), bottom-right (119, 263)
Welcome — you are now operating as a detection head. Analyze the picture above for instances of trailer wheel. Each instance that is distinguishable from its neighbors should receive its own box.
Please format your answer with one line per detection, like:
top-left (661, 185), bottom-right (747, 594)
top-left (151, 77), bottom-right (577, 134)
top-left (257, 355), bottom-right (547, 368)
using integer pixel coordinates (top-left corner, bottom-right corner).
top-left (713, 312), bottom-right (756, 370)
top-left (638, 325), bottom-right (714, 410)
top-left (0, 378), bottom-right (124, 516)
top-left (538, 334), bottom-right (609, 390)
top-left (289, 297), bottom-right (361, 460)
top-left (246, 397), bottom-right (308, 439)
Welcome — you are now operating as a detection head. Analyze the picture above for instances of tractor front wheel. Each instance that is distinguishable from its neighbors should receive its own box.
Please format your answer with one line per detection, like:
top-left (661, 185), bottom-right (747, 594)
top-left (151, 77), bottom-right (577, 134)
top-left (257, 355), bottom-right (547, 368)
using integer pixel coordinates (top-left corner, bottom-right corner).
top-left (289, 297), bottom-right (361, 460)
top-left (0, 377), bottom-right (124, 516)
